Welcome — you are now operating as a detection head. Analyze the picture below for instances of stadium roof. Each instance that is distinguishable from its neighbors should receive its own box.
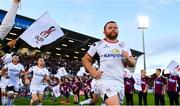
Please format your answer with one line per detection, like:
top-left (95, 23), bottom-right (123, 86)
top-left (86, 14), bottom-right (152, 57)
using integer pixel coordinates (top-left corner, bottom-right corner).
top-left (0, 9), bottom-right (143, 60)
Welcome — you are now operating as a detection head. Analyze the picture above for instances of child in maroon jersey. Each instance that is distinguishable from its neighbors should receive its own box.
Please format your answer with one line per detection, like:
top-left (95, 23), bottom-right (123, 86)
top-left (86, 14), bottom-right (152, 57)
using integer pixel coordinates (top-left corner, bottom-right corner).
top-left (124, 76), bottom-right (135, 105)
top-left (149, 68), bottom-right (167, 105)
top-left (72, 77), bottom-right (80, 104)
top-left (138, 69), bottom-right (148, 105)
top-left (162, 69), bottom-right (179, 105)
top-left (63, 77), bottom-right (71, 104)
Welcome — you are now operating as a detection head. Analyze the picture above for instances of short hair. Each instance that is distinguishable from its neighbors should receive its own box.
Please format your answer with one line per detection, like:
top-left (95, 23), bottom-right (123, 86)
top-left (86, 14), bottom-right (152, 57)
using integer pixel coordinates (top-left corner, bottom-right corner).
top-left (104, 21), bottom-right (117, 31)
top-left (12, 53), bottom-right (19, 57)
top-left (156, 68), bottom-right (161, 72)
top-left (37, 56), bottom-right (44, 61)
top-left (141, 69), bottom-right (145, 72)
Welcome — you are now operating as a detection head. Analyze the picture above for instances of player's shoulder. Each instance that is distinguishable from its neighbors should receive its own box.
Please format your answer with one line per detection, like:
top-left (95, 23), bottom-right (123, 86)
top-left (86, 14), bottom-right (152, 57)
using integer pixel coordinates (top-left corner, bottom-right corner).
top-left (30, 65), bottom-right (36, 70)
top-left (118, 41), bottom-right (128, 46)
top-left (17, 63), bottom-right (24, 67)
top-left (91, 40), bottom-right (104, 47)
top-left (43, 67), bottom-right (49, 71)
top-left (5, 62), bottom-right (11, 66)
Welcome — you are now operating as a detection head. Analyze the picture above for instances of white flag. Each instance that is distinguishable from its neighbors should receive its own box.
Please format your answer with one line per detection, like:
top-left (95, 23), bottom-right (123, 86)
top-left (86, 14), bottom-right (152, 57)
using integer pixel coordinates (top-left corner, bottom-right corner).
top-left (132, 73), bottom-right (142, 91)
top-left (54, 67), bottom-right (68, 78)
top-left (167, 60), bottom-right (180, 75)
top-left (124, 68), bottom-right (131, 78)
top-left (52, 85), bottom-right (61, 97)
top-left (20, 12), bottom-right (64, 48)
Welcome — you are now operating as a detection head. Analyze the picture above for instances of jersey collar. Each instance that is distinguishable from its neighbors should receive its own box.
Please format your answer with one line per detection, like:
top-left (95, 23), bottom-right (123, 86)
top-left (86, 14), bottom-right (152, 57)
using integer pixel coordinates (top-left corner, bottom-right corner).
top-left (103, 38), bottom-right (118, 43)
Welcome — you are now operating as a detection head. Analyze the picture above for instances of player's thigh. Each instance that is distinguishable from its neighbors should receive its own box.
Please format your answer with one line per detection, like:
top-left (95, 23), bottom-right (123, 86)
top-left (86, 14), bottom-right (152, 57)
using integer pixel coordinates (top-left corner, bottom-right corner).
top-left (37, 92), bottom-right (44, 102)
top-left (105, 94), bottom-right (120, 106)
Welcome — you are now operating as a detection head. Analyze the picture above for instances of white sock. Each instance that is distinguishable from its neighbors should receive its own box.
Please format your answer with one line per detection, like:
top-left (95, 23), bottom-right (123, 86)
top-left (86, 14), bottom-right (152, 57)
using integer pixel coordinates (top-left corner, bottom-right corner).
top-left (80, 98), bottom-right (92, 105)
top-left (1, 96), bottom-right (5, 105)
top-left (37, 102), bottom-right (42, 106)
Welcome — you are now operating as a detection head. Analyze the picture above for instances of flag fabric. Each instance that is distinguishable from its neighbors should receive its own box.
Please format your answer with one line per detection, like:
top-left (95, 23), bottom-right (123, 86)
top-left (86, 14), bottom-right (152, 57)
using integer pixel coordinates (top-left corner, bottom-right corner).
top-left (77, 67), bottom-right (89, 76)
top-left (1, 53), bottom-right (13, 64)
top-left (20, 11), bottom-right (64, 48)
top-left (124, 68), bottom-right (131, 78)
top-left (132, 73), bottom-right (142, 91)
top-left (52, 85), bottom-right (61, 97)
top-left (167, 60), bottom-right (180, 75)
top-left (54, 67), bottom-right (68, 78)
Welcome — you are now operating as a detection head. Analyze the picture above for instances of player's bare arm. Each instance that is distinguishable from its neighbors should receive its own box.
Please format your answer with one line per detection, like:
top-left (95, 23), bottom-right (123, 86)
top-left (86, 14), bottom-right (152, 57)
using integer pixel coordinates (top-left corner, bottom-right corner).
top-left (82, 53), bottom-right (103, 79)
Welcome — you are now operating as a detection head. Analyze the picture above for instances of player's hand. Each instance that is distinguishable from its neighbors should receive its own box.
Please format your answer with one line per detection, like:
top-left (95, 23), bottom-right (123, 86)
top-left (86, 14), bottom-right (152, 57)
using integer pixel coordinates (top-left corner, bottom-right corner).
top-left (7, 39), bottom-right (16, 48)
top-left (162, 90), bottom-right (166, 95)
top-left (90, 69), bottom-right (103, 79)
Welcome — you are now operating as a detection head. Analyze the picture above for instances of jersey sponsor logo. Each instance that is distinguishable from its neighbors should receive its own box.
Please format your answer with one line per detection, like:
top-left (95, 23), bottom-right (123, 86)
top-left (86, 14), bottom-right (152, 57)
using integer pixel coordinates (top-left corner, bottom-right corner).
top-left (103, 45), bottom-right (110, 48)
top-left (155, 80), bottom-right (162, 85)
top-left (141, 81), bottom-right (146, 84)
top-left (118, 44), bottom-right (124, 48)
top-left (126, 81), bottom-right (131, 85)
top-left (9, 69), bottom-right (20, 72)
top-left (168, 78), bottom-right (176, 83)
top-left (104, 49), bottom-right (122, 58)
top-left (34, 73), bottom-right (44, 77)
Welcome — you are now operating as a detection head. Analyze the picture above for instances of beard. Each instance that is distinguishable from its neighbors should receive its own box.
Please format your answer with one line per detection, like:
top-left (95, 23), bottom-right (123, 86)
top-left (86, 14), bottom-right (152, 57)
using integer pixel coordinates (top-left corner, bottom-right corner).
top-left (106, 32), bottom-right (118, 40)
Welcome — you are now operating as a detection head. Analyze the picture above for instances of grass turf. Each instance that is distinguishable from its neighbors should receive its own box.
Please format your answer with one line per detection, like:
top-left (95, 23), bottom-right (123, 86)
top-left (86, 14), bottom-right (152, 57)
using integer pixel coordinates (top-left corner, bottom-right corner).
top-left (13, 93), bottom-right (177, 105)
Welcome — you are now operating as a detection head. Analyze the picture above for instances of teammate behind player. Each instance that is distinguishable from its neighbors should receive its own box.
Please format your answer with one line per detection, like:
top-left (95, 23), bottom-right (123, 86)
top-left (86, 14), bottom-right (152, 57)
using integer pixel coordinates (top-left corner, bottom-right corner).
top-left (0, 53), bottom-right (26, 106)
top-left (24, 57), bottom-right (52, 105)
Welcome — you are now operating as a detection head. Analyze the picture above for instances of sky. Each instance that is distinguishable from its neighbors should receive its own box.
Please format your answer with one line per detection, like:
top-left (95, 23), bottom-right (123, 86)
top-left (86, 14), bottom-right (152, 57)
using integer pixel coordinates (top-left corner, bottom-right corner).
top-left (0, 0), bottom-right (180, 74)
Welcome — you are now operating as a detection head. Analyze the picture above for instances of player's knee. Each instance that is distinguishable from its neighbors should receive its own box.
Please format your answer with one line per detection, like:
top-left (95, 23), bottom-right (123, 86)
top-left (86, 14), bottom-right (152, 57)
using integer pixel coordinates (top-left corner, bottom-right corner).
top-left (32, 99), bottom-right (39, 105)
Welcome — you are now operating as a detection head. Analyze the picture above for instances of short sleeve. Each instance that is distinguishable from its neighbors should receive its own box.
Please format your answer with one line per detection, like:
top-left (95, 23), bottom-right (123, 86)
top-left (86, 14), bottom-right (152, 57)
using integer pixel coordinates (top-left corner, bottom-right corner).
top-left (87, 42), bottom-right (98, 57)
top-left (28, 66), bottom-right (34, 73)
top-left (20, 64), bottom-right (25, 72)
top-left (45, 69), bottom-right (50, 76)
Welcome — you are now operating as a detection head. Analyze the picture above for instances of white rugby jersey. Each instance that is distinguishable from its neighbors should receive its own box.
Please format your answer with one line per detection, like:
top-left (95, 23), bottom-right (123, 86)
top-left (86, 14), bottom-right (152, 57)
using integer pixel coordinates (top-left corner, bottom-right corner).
top-left (29, 66), bottom-right (49, 87)
top-left (4, 62), bottom-right (25, 87)
top-left (0, 76), bottom-right (8, 88)
top-left (87, 39), bottom-right (132, 85)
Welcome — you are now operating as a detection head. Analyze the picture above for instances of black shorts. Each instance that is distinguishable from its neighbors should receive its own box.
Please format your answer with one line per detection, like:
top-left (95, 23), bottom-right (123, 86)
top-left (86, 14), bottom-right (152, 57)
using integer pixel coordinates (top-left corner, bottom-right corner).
top-left (6, 86), bottom-right (18, 93)
top-left (63, 91), bottom-right (69, 98)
